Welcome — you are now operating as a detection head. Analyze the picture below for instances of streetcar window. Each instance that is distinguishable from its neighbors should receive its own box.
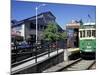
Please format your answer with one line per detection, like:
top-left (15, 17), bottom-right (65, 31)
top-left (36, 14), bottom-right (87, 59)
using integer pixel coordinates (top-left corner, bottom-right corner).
top-left (92, 30), bottom-right (96, 37)
top-left (87, 30), bottom-right (91, 37)
top-left (83, 30), bottom-right (85, 37)
top-left (80, 31), bottom-right (82, 38)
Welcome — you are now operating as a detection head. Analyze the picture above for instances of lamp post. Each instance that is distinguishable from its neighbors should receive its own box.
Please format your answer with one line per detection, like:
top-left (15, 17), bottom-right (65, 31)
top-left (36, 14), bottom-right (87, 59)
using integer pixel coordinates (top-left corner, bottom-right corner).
top-left (35, 4), bottom-right (46, 44)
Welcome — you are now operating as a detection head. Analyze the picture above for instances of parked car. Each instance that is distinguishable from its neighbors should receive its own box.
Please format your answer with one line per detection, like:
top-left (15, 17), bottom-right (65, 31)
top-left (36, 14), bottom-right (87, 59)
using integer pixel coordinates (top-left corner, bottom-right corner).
top-left (17, 41), bottom-right (32, 49)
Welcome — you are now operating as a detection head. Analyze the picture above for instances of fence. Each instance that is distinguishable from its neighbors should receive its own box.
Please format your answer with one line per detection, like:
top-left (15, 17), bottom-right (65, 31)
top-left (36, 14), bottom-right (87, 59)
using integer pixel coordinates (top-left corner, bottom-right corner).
top-left (11, 40), bottom-right (67, 67)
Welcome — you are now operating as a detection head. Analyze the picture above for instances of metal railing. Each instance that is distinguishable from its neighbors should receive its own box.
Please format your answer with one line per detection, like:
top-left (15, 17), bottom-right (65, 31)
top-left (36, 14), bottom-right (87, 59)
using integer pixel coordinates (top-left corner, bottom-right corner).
top-left (11, 40), bottom-right (67, 66)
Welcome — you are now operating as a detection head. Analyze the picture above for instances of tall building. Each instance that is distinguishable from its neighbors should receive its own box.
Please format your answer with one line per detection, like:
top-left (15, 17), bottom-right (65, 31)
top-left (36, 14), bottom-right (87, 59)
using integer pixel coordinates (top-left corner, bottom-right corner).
top-left (11, 11), bottom-right (63, 42)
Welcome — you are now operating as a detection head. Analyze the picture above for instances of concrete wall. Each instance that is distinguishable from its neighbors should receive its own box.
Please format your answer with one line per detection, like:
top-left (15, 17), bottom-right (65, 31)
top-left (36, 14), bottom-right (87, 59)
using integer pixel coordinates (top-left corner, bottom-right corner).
top-left (13, 51), bottom-right (64, 74)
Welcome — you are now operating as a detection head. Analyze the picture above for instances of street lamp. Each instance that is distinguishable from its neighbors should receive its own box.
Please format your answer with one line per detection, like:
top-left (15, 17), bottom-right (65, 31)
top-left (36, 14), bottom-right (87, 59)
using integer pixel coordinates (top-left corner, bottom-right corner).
top-left (35, 4), bottom-right (46, 44)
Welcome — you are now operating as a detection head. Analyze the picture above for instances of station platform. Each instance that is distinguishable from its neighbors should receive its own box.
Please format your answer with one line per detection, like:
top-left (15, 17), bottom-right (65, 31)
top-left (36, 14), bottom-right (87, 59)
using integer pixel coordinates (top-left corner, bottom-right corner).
top-left (67, 48), bottom-right (80, 54)
top-left (67, 48), bottom-right (79, 51)
top-left (11, 49), bottom-right (64, 74)
top-left (43, 48), bottom-right (80, 72)
top-left (65, 48), bottom-right (80, 60)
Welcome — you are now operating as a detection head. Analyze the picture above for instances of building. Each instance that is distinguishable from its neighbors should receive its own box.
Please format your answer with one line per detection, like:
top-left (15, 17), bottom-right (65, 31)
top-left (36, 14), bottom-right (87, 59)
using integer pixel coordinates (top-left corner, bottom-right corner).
top-left (11, 11), bottom-right (63, 42)
top-left (66, 20), bottom-right (80, 48)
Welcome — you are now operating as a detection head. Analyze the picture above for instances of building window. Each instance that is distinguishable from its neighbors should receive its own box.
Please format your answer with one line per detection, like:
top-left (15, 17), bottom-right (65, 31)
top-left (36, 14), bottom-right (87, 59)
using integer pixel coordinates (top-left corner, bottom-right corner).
top-left (92, 30), bottom-right (96, 37)
top-left (39, 25), bottom-right (43, 31)
top-left (30, 22), bottom-right (36, 29)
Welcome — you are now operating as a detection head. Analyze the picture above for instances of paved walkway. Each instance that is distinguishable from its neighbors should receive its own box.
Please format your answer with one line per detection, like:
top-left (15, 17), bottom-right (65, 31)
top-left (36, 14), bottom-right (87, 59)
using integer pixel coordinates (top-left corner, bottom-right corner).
top-left (11, 49), bottom-right (64, 73)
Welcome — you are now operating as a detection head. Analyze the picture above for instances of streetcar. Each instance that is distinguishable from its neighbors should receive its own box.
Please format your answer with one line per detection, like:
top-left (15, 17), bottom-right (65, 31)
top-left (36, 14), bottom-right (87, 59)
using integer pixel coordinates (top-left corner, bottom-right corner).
top-left (79, 22), bottom-right (96, 58)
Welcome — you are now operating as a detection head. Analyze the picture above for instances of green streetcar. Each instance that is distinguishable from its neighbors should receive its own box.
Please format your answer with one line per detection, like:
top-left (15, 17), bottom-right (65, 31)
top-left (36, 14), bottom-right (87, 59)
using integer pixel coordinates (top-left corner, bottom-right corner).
top-left (79, 23), bottom-right (96, 58)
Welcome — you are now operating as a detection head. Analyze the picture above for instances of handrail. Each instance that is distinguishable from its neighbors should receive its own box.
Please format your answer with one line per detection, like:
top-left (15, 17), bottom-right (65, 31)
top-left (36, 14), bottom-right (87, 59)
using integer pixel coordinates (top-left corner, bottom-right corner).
top-left (11, 40), bottom-right (66, 65)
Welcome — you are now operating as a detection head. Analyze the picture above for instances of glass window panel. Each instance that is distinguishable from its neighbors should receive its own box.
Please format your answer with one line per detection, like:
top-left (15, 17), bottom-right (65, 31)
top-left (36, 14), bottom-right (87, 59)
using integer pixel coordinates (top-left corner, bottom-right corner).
top-left (87, 30), bottom-right (91, 37)
top-left (83, 30), bottom-right (85, 37)
top-left (80, 31), bottom-right (82, 38)
top-left (92, 30), bottom-right (96, 37)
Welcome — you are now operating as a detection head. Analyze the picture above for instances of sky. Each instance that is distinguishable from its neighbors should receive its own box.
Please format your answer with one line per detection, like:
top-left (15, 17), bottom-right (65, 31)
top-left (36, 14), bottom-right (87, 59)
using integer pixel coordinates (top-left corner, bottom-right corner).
top-left (11, 0), bottom-right (96, 29)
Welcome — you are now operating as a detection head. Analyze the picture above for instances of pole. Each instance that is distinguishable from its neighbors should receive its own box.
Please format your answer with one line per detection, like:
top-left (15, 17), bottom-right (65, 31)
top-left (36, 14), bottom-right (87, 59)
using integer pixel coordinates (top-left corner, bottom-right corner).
top-left (36, 7), bottom-right (38, 44)
top-left (35, 4), bottom-right (46, 44)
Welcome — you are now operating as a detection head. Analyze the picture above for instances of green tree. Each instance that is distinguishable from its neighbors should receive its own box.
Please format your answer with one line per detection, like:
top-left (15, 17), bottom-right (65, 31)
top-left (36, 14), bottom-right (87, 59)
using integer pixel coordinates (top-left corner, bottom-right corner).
top-left (43, 23), bottom-right (58, 41)
top-left (43, 23), bottom-right (67, 42)
top-left (60, 32), bottom-right (67, 40)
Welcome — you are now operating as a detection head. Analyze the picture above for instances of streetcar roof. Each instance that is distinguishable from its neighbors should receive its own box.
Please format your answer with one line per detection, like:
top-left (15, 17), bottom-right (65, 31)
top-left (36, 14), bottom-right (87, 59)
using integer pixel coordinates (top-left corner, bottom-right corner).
top-left (80, 26), bottom-right (95, 29)
top-left (83, 22), bottom-right (96, 25)
top-left (80, 22), bottom-right (96, 29)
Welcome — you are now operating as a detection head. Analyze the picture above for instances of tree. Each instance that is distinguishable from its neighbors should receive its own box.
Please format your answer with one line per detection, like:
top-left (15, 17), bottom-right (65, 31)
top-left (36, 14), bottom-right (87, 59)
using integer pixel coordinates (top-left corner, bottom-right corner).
top-left (43, 23), bottom-right (58, 42)
top-left (60, 32), bottom-right (67, 40)
top-left (43, 23), bottom-right (67, 42)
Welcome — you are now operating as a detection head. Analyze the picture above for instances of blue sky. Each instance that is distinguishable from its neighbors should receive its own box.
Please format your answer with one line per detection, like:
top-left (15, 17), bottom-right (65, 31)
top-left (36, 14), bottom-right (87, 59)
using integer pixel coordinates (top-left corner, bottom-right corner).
top-left (11, 0), bottom-right (96, 29)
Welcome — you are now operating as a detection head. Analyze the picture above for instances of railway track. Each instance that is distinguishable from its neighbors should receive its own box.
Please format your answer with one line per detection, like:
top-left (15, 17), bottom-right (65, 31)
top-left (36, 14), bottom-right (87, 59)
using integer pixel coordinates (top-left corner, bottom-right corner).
top-left (61, 59), bottom-right (95, 71)
top-left (89, 63), bottom-right (96, 69)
